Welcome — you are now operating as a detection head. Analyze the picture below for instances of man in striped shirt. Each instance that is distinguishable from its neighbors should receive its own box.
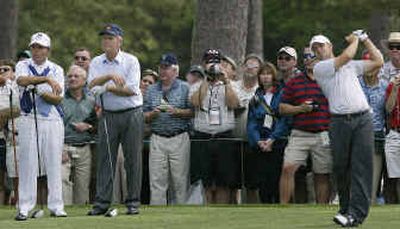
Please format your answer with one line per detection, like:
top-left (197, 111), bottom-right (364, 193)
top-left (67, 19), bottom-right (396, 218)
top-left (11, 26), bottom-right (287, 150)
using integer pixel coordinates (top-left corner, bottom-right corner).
top-left (311, 32), bottom-right (383, 227)
top-left (144, 53), bottom-right (193, 205)
top-left (279, 49), bottom-right (332, 204)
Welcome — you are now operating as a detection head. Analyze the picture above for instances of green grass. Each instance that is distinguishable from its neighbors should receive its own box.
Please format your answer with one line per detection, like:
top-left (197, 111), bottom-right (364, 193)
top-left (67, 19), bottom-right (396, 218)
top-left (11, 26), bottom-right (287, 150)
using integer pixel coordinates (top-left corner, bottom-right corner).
top-left (0, 204), bottom-right (399, 228)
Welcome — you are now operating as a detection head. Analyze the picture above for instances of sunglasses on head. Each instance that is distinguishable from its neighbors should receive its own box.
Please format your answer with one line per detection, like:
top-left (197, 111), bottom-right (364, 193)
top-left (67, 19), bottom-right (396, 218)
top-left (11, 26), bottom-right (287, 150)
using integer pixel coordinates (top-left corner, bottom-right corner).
top-left (389, 43), bottom-right (400, 51)
top-left (303, 53), bottom-right (316, 59)
top-left (74, 56), bottom-right (89, 61)
top-left (278, 56), bottom-right (292, 61)
top-left (0, 67), bottom-right (11, 74)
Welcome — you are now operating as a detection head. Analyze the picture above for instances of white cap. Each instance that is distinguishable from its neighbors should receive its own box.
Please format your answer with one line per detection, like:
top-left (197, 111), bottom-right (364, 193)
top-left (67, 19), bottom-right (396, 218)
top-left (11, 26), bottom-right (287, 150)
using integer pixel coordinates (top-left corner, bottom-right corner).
top-left (309, 35), bottom-right (331, 48)
top-left (29, 32), bottom-right (51, 48)
top-left (278, 46), bottom-right (297, 60)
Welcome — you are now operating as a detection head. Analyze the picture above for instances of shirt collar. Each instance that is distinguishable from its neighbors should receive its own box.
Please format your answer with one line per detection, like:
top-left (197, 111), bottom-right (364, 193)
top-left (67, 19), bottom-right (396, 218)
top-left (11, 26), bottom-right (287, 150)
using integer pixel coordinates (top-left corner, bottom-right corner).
top-left (102, 50), bottom-right (123, 64)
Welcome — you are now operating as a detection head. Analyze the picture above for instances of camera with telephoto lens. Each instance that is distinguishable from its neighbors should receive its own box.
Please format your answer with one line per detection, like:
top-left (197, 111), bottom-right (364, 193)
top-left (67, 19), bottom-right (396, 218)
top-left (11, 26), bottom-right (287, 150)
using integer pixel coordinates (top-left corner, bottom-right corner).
top-left (205, 63), bottom-right (223, 81)
top-left (305, 100), bottom-right (319, 112)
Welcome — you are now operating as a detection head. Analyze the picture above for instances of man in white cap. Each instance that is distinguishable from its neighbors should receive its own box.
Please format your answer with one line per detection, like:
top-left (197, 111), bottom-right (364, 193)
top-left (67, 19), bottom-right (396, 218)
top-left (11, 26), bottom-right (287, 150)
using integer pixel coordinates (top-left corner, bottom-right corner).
top-left (379, 32), bottom-right (400, 82)
top-left (277, 46), bottom-right (301, 82)
top-left (310, 31), bottom-right (383, 227)
top-left (14, 32), bottom-right (66, 220)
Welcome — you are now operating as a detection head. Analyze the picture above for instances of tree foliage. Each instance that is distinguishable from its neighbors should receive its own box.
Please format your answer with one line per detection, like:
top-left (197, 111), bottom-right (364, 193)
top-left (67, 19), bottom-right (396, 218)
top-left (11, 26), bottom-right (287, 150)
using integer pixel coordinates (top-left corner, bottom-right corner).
top-left (18, 0), bottom-right (194, 72)
top-left (16, 0), bottom-right (400, 73)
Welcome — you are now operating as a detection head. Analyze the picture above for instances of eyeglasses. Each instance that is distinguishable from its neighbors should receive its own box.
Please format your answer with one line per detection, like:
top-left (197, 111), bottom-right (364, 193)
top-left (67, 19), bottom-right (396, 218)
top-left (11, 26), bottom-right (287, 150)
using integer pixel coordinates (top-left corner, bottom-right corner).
top-left (0, 67), bottom-right (11, 74)
top-left (389, 43), bottom-right (400, 51)
top-left (74, 56), bottom-right (89, 61)
top-left (278, 56), bottom-right (292, 61)
top-left (303, 53), bottom-right (316, 59)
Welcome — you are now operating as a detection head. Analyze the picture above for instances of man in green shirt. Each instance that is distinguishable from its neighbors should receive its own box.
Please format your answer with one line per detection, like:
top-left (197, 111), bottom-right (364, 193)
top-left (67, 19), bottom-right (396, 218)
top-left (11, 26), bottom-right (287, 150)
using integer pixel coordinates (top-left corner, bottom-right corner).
top-left (62, 65), bottom-right (96, 205)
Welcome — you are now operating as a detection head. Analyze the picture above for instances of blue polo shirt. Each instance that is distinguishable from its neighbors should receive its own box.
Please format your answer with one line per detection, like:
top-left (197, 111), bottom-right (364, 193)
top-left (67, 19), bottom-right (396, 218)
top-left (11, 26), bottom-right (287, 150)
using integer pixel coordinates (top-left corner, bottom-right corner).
top-left (144, 79), bottom-right (192, 135)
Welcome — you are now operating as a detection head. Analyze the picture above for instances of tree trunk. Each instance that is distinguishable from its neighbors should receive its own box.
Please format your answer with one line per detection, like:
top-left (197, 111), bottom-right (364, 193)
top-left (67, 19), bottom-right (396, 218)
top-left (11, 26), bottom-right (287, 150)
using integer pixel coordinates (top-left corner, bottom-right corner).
top-left (0, 0), bottom-right (18, 59)
top-left (368, 10), bottom-right (390, 52)
top-left (246, 0), bottom-right (263, 57)
top-left (191, 0), bottom-right (249, 65)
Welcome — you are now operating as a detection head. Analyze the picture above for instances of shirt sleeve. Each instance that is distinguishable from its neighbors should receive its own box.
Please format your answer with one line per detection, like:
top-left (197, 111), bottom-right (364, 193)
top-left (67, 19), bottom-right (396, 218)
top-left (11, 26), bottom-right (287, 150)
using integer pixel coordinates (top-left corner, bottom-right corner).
top-left (280, 80), bottom-right (294, 104)
top-left (314, 59), bottom-right (335, 80)
top-left (125, 55), bottom-right (141, 95)
top-left (15, 60), bottom-right (29, 79)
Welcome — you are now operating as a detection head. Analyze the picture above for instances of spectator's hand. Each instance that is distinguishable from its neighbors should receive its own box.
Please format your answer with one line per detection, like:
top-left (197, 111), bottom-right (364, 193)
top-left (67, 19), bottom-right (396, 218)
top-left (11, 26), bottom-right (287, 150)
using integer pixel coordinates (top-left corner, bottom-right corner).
top-left (109, 74), bottom-right (125, 87)
top-left (219, 72), bottom-right (229, 85)
top-left (264, 139), bottom-right (275, 152)
top-left (151, 108), bottom-right (161, 119)
top-left (72, 122), bottom-right (93, 132)
top-left (62, 151), bottom-right (70, 164)
top-left (393, 75), bottom-right (400, 87)
top-left (299, 102), bottom-right (314, 113)
top-left (47, 78), bottom-right (62, 95)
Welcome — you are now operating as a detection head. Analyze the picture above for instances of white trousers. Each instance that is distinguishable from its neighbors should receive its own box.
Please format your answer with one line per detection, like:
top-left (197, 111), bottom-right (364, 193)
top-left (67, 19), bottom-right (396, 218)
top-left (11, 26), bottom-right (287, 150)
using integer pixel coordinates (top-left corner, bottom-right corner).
top-left (149, 132), bottom-right (190, 205)
top-left (17, 115), bottom-right (64, 215)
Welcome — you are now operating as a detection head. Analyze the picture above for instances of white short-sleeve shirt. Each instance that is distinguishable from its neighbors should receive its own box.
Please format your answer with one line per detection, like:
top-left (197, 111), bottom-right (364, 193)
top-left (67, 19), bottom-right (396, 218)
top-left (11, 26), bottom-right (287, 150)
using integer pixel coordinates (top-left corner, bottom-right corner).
top-left (15, 58), bottom-right (64, 119)
top-left (313, 58), bottom-right (370, 114)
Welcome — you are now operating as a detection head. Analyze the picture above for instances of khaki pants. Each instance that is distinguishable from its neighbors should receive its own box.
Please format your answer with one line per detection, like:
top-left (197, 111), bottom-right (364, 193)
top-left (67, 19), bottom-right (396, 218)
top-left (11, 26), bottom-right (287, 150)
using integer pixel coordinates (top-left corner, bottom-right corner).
top-left (62, 144), bottom-right (92, 205)
top-left (149, 132), bottom-right (190, 205)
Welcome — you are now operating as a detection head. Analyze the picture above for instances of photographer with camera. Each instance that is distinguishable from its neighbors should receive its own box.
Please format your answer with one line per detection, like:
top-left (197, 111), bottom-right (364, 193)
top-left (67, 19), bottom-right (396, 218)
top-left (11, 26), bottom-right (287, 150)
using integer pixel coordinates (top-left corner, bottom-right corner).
top-left (144, 53), bottom-right (193, 205)
top-left (189, 49), bottom-right (239, 204)
top-left (279, 47), bottom-right (332, 205)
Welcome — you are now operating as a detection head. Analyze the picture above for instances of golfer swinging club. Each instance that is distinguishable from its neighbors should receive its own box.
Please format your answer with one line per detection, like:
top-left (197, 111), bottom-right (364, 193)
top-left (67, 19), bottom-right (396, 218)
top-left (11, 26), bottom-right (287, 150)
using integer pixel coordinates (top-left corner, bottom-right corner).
top-left (15, 32), bottom-right (67, 221)
top-left (87, 23), bottom-right (144, 216)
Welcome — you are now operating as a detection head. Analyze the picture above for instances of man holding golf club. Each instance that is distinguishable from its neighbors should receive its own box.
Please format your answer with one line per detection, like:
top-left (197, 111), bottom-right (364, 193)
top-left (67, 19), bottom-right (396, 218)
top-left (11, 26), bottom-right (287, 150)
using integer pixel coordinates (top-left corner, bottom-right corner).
top-left (14, 32), bottom-right (67, 220)
top-left (87, 23), bottom-right (143, 216)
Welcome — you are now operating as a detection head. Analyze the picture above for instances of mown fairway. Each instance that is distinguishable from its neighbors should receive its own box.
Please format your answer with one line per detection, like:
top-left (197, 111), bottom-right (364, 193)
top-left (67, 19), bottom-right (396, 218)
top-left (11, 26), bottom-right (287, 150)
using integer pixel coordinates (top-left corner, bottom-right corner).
top-left (0, 204), bottom-right (399, 228)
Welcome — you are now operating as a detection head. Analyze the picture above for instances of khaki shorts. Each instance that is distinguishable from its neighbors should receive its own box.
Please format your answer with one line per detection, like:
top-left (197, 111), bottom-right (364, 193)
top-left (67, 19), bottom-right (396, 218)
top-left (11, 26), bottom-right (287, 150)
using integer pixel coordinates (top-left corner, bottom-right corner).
top-left (284, 129), bottom-right (332, 174)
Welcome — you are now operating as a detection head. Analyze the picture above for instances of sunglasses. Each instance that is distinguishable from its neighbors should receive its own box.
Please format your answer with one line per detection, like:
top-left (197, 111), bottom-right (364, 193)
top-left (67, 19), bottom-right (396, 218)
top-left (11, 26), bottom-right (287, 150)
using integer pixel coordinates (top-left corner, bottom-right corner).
top-left (0, 67), bottom-right (11, 74)
top-left (389, 44), bottom-right (400, 51)
top-left (245, 63), bottom-right (260, 69)
top-left (278, 56), bottom-right (292, 61)
top-left (303, 53), bottom-right (316, 59)
top-left (74, 56), bottom-right (89, 61)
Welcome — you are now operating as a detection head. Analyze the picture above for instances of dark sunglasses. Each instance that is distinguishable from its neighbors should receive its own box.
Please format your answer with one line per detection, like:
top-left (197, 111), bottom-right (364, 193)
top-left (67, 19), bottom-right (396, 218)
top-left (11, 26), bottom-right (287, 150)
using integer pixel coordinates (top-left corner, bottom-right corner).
top-left (303, 53), bottom-right (316, 59)
top-left (278, 56), bottom-right (292, 61)
top-left (67, 74), bottom-right (82, 78)
top-left (0, 67), bottom-right (11, 74)
top-left (389, 44), bottom-right (400, 51)
top-left (74, 56), bottom-right (89, 61)
top-left (142, 79), bottom-right (154, 84)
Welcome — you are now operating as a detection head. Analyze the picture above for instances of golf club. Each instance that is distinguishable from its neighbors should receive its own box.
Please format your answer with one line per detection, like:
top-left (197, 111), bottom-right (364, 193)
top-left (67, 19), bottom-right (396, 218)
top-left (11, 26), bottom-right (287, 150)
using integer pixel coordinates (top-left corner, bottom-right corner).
top-left (30, 87), bottom-right (44, 219)
top-left (100, 94), bottom-right (118, 217)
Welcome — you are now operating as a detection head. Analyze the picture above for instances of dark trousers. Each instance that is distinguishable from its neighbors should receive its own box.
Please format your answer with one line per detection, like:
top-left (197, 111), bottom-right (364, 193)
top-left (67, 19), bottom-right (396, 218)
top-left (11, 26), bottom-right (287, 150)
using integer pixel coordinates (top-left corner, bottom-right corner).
top-left (330, 112), bottom-right (373, 222)
top-left (94, 108), bottom-right (144, 210)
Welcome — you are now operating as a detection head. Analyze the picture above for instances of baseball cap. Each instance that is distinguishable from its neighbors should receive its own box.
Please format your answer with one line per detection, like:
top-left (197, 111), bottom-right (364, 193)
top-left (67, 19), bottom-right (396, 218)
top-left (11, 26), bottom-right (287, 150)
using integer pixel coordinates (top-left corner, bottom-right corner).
top-left (142, 69), bottom-right (159, 78)
top-left (99, 23), bottom-right (124, 37)
top-left (278, 46), bottom-right (297, 60)
top-left (160, 53), bottom-right (178, 66)
top-left (188, 65), bottom-right (206, 78)
top-left (29, 32), bottom-right (51, 48)
top-left (202, 49), bottom-right (221, 64)
top-left (309, 35), bottom-right (331, 49)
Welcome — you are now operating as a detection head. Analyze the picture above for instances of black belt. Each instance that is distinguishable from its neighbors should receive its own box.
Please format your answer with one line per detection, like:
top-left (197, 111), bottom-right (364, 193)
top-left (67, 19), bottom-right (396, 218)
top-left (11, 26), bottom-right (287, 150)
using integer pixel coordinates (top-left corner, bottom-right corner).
top-left (331, 110), bottom-right (369, 119)
top-left (153, 130), bottom-right (187, 138)
top-left (103, 106), bottom-right (142, 114)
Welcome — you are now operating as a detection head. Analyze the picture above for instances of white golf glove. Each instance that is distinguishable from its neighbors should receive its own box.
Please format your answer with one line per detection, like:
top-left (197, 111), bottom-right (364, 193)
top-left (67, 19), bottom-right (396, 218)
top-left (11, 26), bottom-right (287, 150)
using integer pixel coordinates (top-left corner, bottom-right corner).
top-left (353, 29), bottom-right (368, 42)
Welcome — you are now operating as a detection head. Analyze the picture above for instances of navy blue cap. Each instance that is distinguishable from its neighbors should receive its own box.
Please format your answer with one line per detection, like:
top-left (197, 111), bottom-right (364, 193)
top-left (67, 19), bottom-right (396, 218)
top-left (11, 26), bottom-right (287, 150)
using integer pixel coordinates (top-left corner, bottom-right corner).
top-left (202, 49), bottom-right (221, 64)
top-left (160, 53), bottom-right (178, 66)
top-left (99, 23), bottom-right (124, 37)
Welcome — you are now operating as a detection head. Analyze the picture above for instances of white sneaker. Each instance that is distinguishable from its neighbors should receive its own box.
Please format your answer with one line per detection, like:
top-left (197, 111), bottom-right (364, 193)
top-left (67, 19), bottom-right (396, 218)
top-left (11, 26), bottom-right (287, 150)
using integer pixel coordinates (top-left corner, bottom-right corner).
top-left (50, 209), bottom-right (67, 217)
top-left (333, 213), bottom-right (348, 226)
